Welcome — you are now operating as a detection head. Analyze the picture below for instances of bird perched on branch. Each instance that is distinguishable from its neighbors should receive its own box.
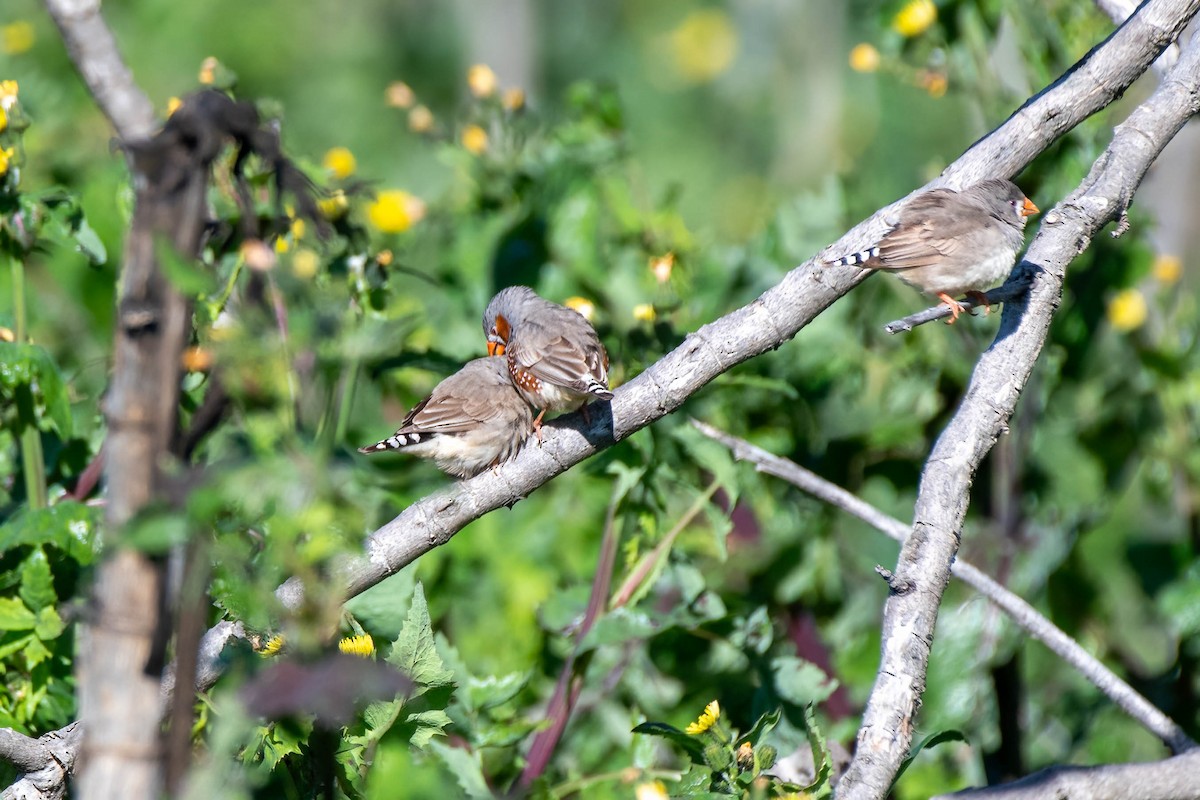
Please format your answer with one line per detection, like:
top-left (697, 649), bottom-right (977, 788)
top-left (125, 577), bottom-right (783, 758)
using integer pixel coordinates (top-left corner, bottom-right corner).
top-left (358, 356), bottom-right (533, 478)
top-left (824, 178), bottom-right (1039, 322)
top-left (483, 286), bottom-right (613, 438)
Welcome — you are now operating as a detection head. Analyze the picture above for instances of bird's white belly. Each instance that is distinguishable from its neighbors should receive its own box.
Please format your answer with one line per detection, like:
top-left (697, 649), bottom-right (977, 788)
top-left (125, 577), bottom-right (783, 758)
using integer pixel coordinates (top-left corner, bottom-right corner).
top-left (911, 245), bottom-right (1018, 297)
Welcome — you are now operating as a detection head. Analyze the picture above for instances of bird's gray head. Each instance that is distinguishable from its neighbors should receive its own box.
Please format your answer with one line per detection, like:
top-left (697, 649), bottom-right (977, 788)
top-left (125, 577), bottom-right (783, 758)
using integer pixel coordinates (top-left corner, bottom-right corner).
top-left (483, 285), bottom-right (540, 356)
top-left (974, 178), bottom-right (1040, 228)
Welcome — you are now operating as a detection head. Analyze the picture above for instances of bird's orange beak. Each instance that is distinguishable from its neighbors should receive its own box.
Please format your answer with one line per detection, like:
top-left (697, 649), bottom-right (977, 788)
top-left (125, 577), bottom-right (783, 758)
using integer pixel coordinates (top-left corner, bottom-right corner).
top-left (487, 341), bottom-right (505, 356)
top-left (1021, 198), bottom-right (1039, 217)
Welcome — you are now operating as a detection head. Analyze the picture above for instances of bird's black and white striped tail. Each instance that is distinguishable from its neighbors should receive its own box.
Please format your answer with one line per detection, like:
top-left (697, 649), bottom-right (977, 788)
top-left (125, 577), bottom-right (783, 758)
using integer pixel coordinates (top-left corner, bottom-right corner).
top-left (358, 431), bottom-right (427, 454)
top-left (586, 380), bottom-right (614, 401)
top-left (825, 246), bottom-right (880, 267)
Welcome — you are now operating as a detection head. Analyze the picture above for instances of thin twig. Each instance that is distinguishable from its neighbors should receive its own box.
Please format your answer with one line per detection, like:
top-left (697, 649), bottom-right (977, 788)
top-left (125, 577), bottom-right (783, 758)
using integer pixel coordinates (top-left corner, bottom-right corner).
top-left (883, 272), bottom-right (1036, 334)
top-left (690, 419), bottom-right (1197, 754)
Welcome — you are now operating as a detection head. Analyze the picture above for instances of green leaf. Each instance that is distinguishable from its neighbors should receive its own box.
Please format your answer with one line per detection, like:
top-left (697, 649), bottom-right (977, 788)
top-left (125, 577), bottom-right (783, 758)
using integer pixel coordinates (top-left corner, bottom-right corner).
top-left (0, 632), bottom-right (36, 661)
top-left (427, 740), bottom-right (492, 800)
top-left (0, 501), bottom-right (99, 565)
top-left (71, 219), bottom-right (107, 265)
top-left (23, 636), bottom-right (51, 667)
top-left (892, 729), bottom-right (968, 789)
top-left (800, 705), bottom-right (833, 795)
top-left (19, 548), bottom-right (57, 612)
top-left (34, 606), bottom-right (64, 641)
top-left (772, 656), bottom-right (838, 706)
top-left (464, 672), bottom-right (528, 713)
top-left (0, 597), bottom-right (37, 631)
top-left (386, 582), bottom-right (454, 693)
top-left (740, 708), bottom-right (781, 748)
top-left (0, 343), bottom-right (73, 437)
top-left (631, 721), bottom-right (707, 764)
top-left (157, 237), bottom-right (217, 296)
top-left (407, 709), bottom-right (452, 748)
top-left (123, 512), bottom-right (190, 554)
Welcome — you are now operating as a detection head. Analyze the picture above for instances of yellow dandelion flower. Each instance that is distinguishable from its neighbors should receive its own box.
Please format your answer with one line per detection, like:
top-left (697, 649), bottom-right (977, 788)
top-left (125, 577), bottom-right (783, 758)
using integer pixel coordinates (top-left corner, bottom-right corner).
top-left (502, 87), bottom-right (526, 111)
top-left (635, 782), bottom-right (669, 800)
top-left (385, 81), bottom-right (415, 109)
top-left (181, 346), bottom-right (213, 373)
top-left (0, 326), bottom-right (15, 343)
top-left (338, 634), bottom-right (376, 658)
top-left (166, 97), bottom-right (183, 117)
top-left (922, 71), bottom-right (948, 97)
top-left (409, 104), bottom-right (434, 133)
top-left (564, 296), bottom-right (596, 321)
top-left (893, 0), bottom-right (937, 37)
top-left (198, 56), bottom-right (219, 85)
top-left (685, 700), bottom-right (720, 735)
top-left (461, 124), bottom-right (489, 155)
top-left (849, 43), bottom-right (881, 73)
top-left (0, 107), bottom-right (6, 134)
top-left (0, 147), bottom-right (14, 178)
top-left (259, 635), bottom-right (285, 657)
top-left (0, 81), bottom-right (19, 110)
top-left (291, 218), bottom-right (306, 239)
top-left (467, 64), bottom-right (498, 98)
top-left (1153, 254), bottom-right (1182, 284)
top-left (292, 248), bottom-right (320, 280)
top-left (323, 146), bottom-right (357, 180)
top-left (650, 252), bottom-right (675, 284)
top-left (318, 189), bottom-right (350, 220)
top-left (1107, 288), bottom-right (1147, 332)
top-left (667, 9), bottom-right (739, 83)
top-left (633, 303), bottom-right (656, 322)
top-left (368, 189), bottom-right (426, 233)
top-left (1, 22), bottom-right (35, 56)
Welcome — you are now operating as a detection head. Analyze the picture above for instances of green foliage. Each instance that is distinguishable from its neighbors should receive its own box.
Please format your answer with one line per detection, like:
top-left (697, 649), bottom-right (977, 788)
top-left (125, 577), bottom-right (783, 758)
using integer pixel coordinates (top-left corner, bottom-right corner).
top-left (1, 2), bottom-right (1198, 797)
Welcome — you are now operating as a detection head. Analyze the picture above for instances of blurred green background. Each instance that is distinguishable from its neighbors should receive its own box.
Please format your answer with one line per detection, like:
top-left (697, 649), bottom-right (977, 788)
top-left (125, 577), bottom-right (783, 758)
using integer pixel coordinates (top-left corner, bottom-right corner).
top-left (1, 0), bottom-right (1198, 798)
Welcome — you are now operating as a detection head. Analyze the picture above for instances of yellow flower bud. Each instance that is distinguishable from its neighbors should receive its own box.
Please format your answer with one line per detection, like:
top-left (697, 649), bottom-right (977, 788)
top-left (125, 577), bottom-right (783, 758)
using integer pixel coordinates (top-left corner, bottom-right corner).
top-left (893, 0), bottom-right (937, 37)
top-left (368, 190), bottom-right (426, 234)
top-left (1, 22), bottom-right (35, 56)
top-left (1152, 254), bottom-right (1182, 284)
top-left (318, 189), bottom-right (350, 220)
top-left (633, 303), bottom-right (656, 322)
top-left (198, 56), bottom-right (219, 85)
top-left (502, 87), bottom-right (526, 111)
top-left (467, 64), bottom-right (498, 98)
top-left (322, 146), bottom-right (357, 180)
top-left (650, 252), bottom-right (675, 284)
top-left (564, 296), bottom-right (596, 321)
top-left (1107, 288), bottom-right (1147, 332)
top-left (385, 81), bottom-right (415, 109)
top-left (408, 104), bottom-right (434, 133)
top-left (461, 124), bottom-right (489, 155)
top-left (849, 43), bottom-right (881, 73)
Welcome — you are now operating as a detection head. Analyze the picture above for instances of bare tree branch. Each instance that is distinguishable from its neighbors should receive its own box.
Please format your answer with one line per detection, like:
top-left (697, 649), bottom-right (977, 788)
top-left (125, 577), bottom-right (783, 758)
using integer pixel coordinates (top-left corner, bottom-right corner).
top-left (0, 723), bottom-right (81, 800)
top-left (883, 274), bottom-right (1034, 334)
top-left (689, 419), bottom-right (1197, 754)
top-left (838, 24), bottom-right (1200, 800)
top-left (41, 0), bottom-right (157, 140)
top-left (932, 749), bottom-right (1200, 800)
top-left (267, 0), bottom-right (1200, 624)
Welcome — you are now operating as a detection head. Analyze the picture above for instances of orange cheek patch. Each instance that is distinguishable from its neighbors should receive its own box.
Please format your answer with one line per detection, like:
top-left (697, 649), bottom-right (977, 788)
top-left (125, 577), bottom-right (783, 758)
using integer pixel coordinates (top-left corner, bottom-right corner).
top-left (495, 315), bottom-right (511, 342)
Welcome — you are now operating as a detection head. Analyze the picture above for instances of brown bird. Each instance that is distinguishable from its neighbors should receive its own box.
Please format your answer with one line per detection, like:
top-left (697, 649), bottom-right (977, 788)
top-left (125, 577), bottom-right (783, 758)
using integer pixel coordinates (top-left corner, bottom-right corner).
top-left (358, 356), bottom-right (533, 478)
top-left (482, 286), bottom-right (613, 437)
top-left (825, 178), bottom-right (1039, 321)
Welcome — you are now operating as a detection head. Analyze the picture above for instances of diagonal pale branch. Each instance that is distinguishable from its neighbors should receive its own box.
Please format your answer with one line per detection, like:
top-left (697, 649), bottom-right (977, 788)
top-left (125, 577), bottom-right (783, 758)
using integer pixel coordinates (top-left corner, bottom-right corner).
top-left (269, 0), bottom-right (1200, 620)
top-left (690, 419), bottom-right (1196, 754)
top-left (42, 0), bottom-right (157, 140)
top-left (838, 25), bottom-right (1200, 800)
top-left (931, 748), bottom-right (1200, 800)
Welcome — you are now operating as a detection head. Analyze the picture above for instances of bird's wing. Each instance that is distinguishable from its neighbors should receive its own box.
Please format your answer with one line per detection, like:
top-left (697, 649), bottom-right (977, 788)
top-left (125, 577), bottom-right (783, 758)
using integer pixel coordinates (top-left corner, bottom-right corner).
top-left (869, 191), bottom-right (981, 271)
top-left (515, 324), bottom-right (608, 393)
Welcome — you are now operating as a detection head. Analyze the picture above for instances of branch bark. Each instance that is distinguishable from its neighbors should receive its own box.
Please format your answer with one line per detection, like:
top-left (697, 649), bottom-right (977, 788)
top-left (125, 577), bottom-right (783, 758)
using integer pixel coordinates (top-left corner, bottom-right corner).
top-left (41, 0), bottom-right (157, 140)
top-left (690, 419), bottom-right (1196, 754)
top-left (0, 724), bottom-right (82, 800)
top-left (838, 23), bottom-right (1200, 800)
top-left (272, 0), bottom-right (1200, 620)
top-left (932, 749), bottom-right (1200, 800)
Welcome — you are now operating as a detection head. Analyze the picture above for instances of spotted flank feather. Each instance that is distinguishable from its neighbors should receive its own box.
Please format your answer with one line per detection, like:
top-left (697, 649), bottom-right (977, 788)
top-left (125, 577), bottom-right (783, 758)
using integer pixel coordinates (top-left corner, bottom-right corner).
top-left (826, 246), bottom-right (881, 268)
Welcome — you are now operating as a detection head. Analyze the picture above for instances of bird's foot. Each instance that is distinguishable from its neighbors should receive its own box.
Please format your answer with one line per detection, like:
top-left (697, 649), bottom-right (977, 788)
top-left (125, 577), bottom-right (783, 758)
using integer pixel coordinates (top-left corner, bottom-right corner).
top-left (937, 293), bottom-right (966, 324)
top-left (533, 410), bottom-right (546, 445)
top-left (965, 290), bottom-right (991, 316)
